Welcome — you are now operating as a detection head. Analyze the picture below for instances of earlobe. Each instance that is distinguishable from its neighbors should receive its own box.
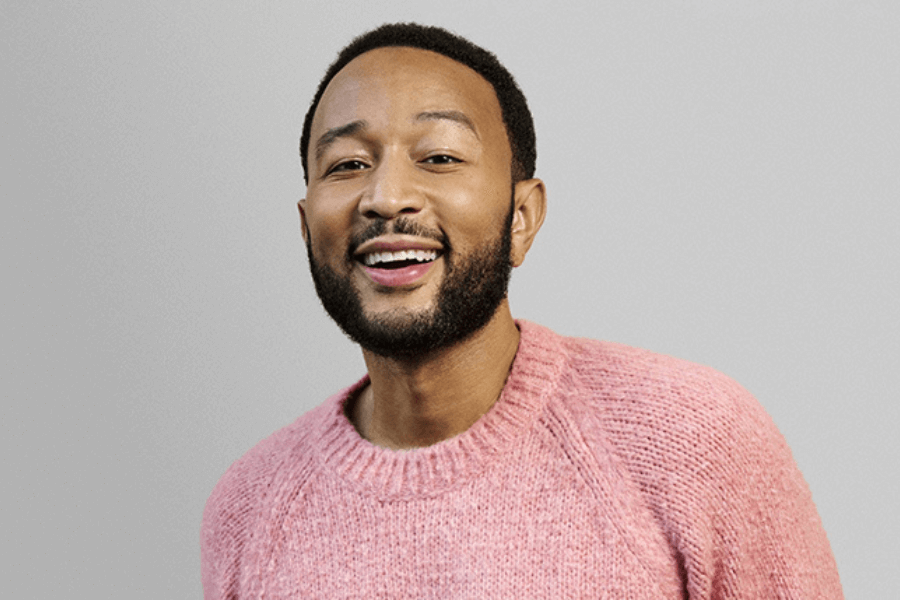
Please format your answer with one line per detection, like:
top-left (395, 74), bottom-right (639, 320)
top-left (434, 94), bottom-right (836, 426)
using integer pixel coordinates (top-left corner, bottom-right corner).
top-left (298, 200), bottom-right (309, 245)
top-left (510, 178), bottom-right (547, 267)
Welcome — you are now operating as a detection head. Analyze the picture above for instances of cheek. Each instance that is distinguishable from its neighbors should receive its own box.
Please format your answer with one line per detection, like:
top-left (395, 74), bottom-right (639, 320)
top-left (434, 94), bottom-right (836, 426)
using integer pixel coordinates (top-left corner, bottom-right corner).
top-left (437, 178), bottom-right (510, 243)
top-left (304, 204), bottom-right (352, 255)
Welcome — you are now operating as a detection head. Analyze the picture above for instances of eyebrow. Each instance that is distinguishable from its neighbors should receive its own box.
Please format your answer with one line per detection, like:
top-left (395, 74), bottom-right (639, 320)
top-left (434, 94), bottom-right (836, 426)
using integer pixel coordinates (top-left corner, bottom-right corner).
top-left (314, 120), bottom-right (368, 163)
top-left (313, 111), bottom-right (479, 164)
top-left (416, 110), bottom-right (479, 138)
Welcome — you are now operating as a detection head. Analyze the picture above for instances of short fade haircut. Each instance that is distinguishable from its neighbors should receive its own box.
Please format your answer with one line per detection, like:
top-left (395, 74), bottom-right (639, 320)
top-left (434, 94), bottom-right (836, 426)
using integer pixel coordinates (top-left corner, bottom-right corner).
top-left (300, 22), bottom-right (536, 184)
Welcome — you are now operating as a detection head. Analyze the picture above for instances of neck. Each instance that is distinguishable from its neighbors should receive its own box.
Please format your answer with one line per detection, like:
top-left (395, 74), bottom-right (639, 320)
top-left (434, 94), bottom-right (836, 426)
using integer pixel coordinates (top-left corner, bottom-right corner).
top-left (351, 302), bottom-right (520, 449)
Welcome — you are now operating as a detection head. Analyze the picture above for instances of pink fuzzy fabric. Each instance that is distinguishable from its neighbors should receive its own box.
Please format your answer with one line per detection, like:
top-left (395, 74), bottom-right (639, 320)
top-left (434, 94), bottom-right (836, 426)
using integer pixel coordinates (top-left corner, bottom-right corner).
top-left (202, 321), bottom-right (842, 598)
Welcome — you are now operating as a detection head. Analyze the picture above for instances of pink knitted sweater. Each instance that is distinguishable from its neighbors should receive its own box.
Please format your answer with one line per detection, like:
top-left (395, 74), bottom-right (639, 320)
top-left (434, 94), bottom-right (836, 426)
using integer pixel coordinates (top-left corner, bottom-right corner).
top-left (201, 321), bottom-right (842, 598)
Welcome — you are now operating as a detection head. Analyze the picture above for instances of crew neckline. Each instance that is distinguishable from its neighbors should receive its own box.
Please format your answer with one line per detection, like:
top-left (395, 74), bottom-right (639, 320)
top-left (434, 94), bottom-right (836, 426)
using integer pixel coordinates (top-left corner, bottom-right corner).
top-left (313, 320), bottom-right (567, 501)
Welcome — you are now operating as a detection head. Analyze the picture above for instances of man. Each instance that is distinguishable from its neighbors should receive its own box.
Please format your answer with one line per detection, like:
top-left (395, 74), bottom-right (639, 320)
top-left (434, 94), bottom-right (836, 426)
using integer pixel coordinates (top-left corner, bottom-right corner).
top-left (201, 23), bottom-right (842, 598)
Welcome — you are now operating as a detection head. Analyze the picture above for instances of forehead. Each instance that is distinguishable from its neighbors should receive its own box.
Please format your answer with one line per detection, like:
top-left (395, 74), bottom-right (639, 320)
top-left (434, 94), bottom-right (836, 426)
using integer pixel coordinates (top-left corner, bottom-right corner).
top-left (311, 47), bottom-right (506, 143)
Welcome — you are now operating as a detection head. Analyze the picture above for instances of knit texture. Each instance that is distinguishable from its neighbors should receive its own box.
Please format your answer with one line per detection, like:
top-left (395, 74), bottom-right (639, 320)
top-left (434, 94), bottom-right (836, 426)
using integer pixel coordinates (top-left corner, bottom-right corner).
top-left (201, 321), bottom-right (842, 599)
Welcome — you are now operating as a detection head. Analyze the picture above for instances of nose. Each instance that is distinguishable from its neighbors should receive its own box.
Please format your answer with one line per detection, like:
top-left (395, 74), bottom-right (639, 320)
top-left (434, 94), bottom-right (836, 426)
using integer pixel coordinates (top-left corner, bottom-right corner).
top-left (357, 156), bottom-right (424, 220)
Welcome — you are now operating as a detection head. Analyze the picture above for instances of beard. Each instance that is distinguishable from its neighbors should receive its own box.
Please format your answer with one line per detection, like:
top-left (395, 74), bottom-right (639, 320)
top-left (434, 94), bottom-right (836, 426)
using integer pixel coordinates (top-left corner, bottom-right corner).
top-left (306, 205), bottom-right (513, 360)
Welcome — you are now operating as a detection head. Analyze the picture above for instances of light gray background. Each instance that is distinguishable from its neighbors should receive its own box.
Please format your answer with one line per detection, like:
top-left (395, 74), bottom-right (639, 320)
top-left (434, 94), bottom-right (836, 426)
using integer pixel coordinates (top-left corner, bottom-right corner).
top-left (5, 1), bottom-right (898, 597)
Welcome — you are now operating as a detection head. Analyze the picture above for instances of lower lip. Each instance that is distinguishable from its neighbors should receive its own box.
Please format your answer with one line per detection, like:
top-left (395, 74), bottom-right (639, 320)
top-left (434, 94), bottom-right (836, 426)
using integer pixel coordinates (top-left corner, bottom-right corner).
top-left (362, 260), bottom-right (436, 287)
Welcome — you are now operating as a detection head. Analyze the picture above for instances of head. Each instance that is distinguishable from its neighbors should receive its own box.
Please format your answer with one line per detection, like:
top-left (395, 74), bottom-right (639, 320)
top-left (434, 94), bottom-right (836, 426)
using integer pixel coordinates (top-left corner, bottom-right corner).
top-left (300, 23), bottom-right (536, 185)
top-left (299, 25), bottom-right (545, 359)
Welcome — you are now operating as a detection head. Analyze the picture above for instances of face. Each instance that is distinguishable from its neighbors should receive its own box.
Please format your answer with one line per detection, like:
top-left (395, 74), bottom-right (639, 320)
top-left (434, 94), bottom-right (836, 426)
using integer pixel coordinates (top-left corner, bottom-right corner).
top-left (300, 47), bottom-right (519, 358)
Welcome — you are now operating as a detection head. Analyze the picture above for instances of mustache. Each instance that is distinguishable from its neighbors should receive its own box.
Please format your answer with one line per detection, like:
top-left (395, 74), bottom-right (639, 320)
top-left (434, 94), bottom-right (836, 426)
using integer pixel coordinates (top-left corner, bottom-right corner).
top-left (347, 218), bottom-right (450, 256)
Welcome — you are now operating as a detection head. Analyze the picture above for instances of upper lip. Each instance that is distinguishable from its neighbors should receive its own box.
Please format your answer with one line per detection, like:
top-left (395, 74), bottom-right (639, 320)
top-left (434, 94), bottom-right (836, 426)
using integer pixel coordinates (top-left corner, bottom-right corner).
top-left (353, 236), bottom-right (444, 257)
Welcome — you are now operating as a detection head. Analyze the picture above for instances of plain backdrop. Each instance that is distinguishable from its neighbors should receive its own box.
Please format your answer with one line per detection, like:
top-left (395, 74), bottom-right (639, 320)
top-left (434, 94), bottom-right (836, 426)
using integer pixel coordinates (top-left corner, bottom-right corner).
top-left (4, 1), bottom-right (898, 597)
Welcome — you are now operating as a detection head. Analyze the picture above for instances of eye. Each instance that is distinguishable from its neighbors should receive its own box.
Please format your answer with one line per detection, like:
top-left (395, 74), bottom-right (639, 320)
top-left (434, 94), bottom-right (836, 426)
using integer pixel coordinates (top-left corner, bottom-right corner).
top-left (422, 154), bottom-right (462, 166)
top-left (326, 159), bottom-right (369, 176)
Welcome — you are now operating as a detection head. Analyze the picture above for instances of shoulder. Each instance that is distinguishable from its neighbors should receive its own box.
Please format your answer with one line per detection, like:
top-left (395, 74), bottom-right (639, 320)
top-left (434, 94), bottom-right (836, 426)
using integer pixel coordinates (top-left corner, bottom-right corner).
top-left (202, 401), bottom-right (325, 530)
top-left (553, 333), bottom-right (844, 594)
top-left (199, 392), bottom-right (343, 596)
top-left (531, 325), bottom-right (798, 510)
top-left (517, 321), bottom-right (766, 447)
top-left (558, 333), bottom-right (775, 457)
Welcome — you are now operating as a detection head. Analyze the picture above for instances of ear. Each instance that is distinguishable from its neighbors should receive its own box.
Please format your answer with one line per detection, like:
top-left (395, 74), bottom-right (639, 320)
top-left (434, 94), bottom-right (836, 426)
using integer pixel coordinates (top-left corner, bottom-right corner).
top-left (298, 199), bottom-right (310, 245)
top-left (509, 178), bottom-right (547, 267)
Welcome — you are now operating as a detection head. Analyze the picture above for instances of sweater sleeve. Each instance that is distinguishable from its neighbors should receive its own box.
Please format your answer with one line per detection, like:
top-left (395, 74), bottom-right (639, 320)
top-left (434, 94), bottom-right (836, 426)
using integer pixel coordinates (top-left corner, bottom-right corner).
top-left (200, 419), bottom-right (316, 600)
top-left (574, 344), bottom-right (843, 598)
top-left (201, 444), bottom-right (271, 600)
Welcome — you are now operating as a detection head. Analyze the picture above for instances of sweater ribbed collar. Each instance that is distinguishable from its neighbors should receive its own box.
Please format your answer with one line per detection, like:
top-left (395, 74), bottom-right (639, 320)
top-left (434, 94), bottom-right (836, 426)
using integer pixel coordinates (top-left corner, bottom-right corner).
top-left (314, 320), bottom-right (567, 501)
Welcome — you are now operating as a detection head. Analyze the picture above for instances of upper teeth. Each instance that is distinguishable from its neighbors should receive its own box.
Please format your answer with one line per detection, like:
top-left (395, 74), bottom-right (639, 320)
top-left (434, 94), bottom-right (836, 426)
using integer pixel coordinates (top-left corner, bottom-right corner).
top-left (363, 249), bottom-right (438, 267)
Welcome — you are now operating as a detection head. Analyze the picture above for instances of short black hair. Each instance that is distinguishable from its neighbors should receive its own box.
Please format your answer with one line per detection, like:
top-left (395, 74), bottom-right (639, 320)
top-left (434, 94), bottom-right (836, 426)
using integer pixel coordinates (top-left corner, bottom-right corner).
top-left (299, 23), bottom-right (536, 184)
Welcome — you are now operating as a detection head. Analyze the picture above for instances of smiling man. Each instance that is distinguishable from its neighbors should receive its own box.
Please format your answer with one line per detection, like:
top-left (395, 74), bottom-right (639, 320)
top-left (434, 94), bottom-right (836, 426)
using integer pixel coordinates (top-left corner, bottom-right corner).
top-left (201, 23), bottom-right (843, 598)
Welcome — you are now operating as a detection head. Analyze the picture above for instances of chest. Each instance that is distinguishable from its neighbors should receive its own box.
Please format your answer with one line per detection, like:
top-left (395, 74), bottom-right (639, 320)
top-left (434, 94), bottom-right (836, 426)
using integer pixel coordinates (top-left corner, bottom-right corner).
top-left (240, 428), bottom-right (683, 598)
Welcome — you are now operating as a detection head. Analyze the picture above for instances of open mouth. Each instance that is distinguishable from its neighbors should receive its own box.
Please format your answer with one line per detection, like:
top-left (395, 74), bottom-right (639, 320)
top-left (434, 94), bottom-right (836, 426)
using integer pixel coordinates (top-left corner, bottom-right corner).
top-left (360, 249), bottom-right (440, 270)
